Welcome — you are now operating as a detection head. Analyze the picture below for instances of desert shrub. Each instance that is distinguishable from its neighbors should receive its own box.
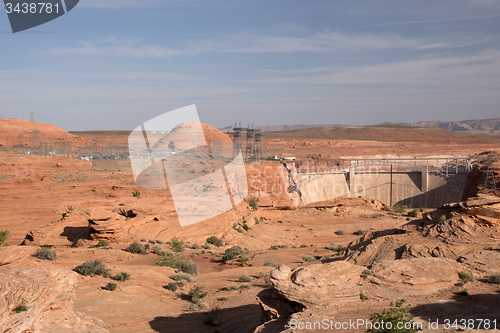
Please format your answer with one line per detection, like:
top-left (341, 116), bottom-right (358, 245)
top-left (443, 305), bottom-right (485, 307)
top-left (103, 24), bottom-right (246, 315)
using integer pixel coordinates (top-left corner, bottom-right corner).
top-left (353, 229), bottom-right (366, 236)
top-left (13, 304), bottom-right (28, 313)
top-left (361, 269), bottom-right (372, 279)
top-left (141, 238), bottom-right (146, 242)
top-left (269, 245), bottom-right (279, 250)
top-left (439, 214), bottom-right (447, 222)
top-left (368, 299), bottom-right (417, 333)
top-left (90, 240), bottom-right (109, 248)
top-left (165, 282), bottom-right (178, 292)
top-left (302, 254), bottom-right (318, 262)
top-left (222, 246), bottom-right (248, 262)
top-left (242, 223), bottom-right (250, 231)
top-left (264, 261), bottom-right (279, 268)
top-left (32, 248), bottom-right (58, 261)
top-left (188, 299), bottom-right (205, 311)
top-left (152, 245), bottom-right (166, 256)
top-left (457, 289), bottom-right (469, 296)
top-left (222, 284), bottom-right (238, 291)
top-left (487, 273), bottom-right (500, 284)
top-left (206, 236), bottom-right (223, 247)
top-left (104, 282), bottom-right (117, 291)
top-left (0, 230), bottom-right (9, 246)
top-left (258, 270), bottom-right (266, 278)
top-left (409, 209), bottom-right (418, 218)
top-left (458, 270), bottom-right (474, 282)
top-left (239, 284), bottom-right (251, 289)
top-left (156, 253), bottom-right (199, 275)
top-left (239, 273), bottom-right (254, 283)
top-left (255, 217), bottom-right (260, 224)
top-left (239, 255), bottom-right (249, 262)
top-left (247, 197), bottom-right (259, 210)
top-left (149, 239), bottom-right (156, 244)
top-left (156, 240), bottom-right (164, 244)
top-left (132, 189), bottom-right (141, 197)
top-left (217, 297), bottom-right (228, 301)
top-left (203, 307), bottom-right (221, 325)
top-left (144, 244), bottom-right (150, 250)
top-left (187, 286), bottom-right (208, 303)
top-left (202, 244), bottom-right (211, 250)
top-left (232, 223), bottom-right (245, 234)
top-left (299, 244), bottom-right (308, 248)
top-left (393, 204), bottom-right (407, 213)
top-left (171, 272), bottom-right (196, 282)
top-left (111, 272), bottom-right (130, 281)
top-left (188, 244), bottom-right (200, 250)
top-left (125, 241), bottom-right (147, 254)
top-left (335, 230), bottom-right (344, 235)
top-left (360, 293), bottom-right (368, 301)
top-left (73, 259), bottom-right (111, 277)
top-left (167, 236), bottom-right (184, 252)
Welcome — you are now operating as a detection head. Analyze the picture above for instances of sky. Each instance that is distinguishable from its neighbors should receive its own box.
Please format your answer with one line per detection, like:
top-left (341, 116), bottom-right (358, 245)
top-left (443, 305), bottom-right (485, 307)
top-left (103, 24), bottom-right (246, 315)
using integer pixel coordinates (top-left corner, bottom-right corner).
top-left (1, 0), bottom-right (500, 131)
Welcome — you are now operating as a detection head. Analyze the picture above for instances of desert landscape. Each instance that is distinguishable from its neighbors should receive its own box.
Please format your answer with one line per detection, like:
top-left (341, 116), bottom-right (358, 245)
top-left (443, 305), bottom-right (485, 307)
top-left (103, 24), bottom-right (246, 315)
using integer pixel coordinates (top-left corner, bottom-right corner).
top-left (0, 117), bottom-right (499, 333)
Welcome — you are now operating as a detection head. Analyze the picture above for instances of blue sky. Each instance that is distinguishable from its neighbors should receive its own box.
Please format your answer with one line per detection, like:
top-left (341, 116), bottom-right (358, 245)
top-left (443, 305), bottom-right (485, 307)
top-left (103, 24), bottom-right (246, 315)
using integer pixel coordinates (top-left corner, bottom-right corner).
top-left (1, 0), bottom-right (500, 130)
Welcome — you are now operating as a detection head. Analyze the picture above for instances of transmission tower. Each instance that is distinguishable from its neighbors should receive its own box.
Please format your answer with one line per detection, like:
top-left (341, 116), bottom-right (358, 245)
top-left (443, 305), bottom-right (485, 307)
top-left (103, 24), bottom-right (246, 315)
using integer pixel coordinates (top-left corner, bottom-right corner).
top-left (484, 156), bottom-right (497, 191)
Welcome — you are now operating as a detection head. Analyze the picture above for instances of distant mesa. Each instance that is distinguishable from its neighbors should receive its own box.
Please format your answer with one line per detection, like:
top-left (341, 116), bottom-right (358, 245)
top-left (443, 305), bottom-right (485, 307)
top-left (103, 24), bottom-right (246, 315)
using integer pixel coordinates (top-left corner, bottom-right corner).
top-left (0, 118), bottom-right (78, 147)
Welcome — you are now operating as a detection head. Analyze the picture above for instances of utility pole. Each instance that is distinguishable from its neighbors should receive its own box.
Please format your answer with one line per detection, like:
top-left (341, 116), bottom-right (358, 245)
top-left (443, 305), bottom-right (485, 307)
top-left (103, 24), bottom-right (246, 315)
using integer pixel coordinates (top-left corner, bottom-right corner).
top-left (390, 164), bottom-right (393, 207)
top-left (30, 112), bottom-right (34, 122)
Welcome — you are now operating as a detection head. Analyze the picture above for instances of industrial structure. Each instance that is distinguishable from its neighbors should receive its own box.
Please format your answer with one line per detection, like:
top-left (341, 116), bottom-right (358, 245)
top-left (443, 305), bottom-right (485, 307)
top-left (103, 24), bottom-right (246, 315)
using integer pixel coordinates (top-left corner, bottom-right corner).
top-left (227, 123), bottom-right (262, 162)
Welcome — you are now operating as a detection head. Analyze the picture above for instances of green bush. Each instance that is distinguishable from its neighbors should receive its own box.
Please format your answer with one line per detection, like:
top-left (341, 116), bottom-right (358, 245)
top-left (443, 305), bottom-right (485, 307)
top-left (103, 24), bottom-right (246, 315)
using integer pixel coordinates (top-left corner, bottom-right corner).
top-left (360, 293), bottom-right (368, 301)
top-left (0, 230), bottom-right (9, 246)
top-left (125, 241), bottom-right (147, 254)
top-left (361, 269), bottom-right (372, 279)
top-left (73, 259), bottom-right (111, 277)
top-left (13, 304), bottom-right (28, 313)
top-left (439, 214), bottom-right (447, 222)
top-left (168, 236), bottom-right (185, 252)
top-left (409, 209), bottom-right (418, 218)
top-left (222, 246), bottom-right (248, 262)
top-left (32, 248), bottom-right (58, 261)
top-left (132, 189), bottom-right (141, 197)
top-left (487, 273), bottom-right (500, 284)
top-left (247, 197), bottom-right (259, 210)
top-left (232, 223), bottom-right (245, 234)
top-left (206, 236), bottom-right (223, 247)
top-left (239, 255), bottom-right (249, 262)
top-left (187, 286), bottom-right (208, 303)
top-left (393, 204), bottom-right (408, 213)
top-left (458, 270), bottom-right (474, 282)
top-left (111, 272), bottom-right (131, 281)
top-left (165, 282), bottom-right (178, 292)
top-left (299, 244), bottom-right (308, 248)
top-left (353, 229), bottom-right (366, 236)
top-left (90, 240), bottom-right (109, 248)
top-left (368, 299), bottom-right (418, 333)
top-left (239, 272), bottom-right (254, 282)
top-left (335, 230), bottom-right (344, 235)
top-left (457, 289), bottom-right (469, 296)
top-left (156, 253), bottom-right (199, 275)
top-left (104, 282), bottom-right (117, 291)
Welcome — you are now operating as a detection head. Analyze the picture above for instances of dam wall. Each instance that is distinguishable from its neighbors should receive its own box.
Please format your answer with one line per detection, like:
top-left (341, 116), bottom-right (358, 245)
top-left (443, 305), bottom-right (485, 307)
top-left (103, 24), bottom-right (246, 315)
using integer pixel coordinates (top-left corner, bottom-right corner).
top-left (298, 169), bottom-right (467, 208)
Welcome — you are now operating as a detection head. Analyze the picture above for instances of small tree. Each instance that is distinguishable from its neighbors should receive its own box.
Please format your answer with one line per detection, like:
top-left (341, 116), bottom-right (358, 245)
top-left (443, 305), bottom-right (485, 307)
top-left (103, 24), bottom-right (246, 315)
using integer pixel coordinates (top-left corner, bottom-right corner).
top-left (168, 236), bottom-right (184, 253)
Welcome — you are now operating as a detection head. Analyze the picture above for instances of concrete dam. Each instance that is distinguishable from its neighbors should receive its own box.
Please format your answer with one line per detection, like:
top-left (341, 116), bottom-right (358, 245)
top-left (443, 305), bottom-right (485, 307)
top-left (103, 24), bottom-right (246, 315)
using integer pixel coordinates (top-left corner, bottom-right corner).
top-left (285, 158), bottom-right (473, 208)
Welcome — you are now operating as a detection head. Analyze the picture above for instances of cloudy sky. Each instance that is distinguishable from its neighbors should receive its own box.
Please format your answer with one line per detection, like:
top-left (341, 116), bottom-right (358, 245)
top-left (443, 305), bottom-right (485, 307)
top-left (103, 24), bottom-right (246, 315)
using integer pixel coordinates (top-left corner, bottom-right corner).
top-left (1, 0), bottom-right (500, 130)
